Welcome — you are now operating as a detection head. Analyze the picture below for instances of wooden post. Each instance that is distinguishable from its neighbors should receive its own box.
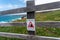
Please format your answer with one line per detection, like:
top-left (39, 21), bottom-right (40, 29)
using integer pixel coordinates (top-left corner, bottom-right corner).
top-left (26, 0), bottom-right (35, 35)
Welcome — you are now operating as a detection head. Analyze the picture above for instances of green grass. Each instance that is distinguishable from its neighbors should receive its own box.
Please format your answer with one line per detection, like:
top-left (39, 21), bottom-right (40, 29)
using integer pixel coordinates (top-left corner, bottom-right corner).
top-left (35, 10), bottom-right (60, 21)
top-left (0, 26), bottom-right (60, 37)
top-left (36, 27), bottom-right (60, 37)
top-left (0, 26), bottom-right (27, 34)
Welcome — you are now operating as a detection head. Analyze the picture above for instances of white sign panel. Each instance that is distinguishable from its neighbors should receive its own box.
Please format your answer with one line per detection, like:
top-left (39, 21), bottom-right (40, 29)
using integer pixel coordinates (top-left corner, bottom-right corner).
top-left (27, 19), bottom-right (35, 31)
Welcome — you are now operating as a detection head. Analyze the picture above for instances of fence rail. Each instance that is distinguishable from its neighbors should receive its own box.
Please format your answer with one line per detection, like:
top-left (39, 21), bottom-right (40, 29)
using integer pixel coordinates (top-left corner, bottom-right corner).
top-left (0, 0), bottom-right (60, 40)
top-left (0, 32), bottom-right (60, 40)
top-left (0, 21), bottom-right (60, 28)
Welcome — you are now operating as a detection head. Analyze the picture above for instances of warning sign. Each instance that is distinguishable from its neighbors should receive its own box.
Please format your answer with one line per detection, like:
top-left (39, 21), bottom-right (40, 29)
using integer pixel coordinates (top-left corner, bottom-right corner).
top-left (27, 19), bottom-right (35, 31)
top-left (28, 22), bottom-right (34, 28)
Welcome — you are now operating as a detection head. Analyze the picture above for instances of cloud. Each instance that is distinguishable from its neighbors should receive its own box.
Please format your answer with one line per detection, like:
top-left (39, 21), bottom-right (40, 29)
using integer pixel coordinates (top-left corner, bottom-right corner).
top-left (7, 4), bottom-right (19, 8)
top-left (23, 0), bottom-right (60, 5)
top-left (0, 4), bottom-right (20, 11)
top-left (0, 6), bottom-right (3, 8)
top-left (35, 0), bottom-right (60, 5)
top-left (24, 0), bottom-right (27, 2)
top-left (19, 0), bottom-right (27, 3)
top-left (19, 0), bottom-right (24, 2)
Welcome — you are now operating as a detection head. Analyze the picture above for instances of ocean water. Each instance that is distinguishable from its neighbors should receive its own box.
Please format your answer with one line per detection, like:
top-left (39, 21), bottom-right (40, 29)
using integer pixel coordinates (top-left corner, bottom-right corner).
top-left (0, 15), bottom-right (22, 22)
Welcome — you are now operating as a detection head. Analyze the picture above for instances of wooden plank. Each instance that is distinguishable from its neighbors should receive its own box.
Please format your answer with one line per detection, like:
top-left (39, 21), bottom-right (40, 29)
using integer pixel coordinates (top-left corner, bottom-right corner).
top-left (34, 1), bottom-right (60, 11)
top-left (0, 32), bottom-right (60, 40)
top-left (27, 0), bottom-right (35, 35)
top-left (0, 32), bottom-right (27, 39)
top-left (0, 22), bottom-right (60, 28)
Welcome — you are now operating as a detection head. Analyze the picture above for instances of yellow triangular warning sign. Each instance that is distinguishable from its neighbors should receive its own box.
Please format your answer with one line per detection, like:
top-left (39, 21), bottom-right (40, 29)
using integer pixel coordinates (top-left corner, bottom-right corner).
top-left (28, 22), bottom-right (34, 28)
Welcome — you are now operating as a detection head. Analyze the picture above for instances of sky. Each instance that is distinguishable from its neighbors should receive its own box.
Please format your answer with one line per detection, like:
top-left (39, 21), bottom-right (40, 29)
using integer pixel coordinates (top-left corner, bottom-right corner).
top-left (0, 0), bottom-right (60, 11)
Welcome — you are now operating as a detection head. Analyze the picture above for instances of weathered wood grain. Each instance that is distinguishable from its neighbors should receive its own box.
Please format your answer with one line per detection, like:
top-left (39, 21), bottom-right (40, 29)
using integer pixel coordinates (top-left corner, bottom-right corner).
top-left (0, 22), bottom-right (60, 28)
top-left (0, 32), bottom-right (59, 40)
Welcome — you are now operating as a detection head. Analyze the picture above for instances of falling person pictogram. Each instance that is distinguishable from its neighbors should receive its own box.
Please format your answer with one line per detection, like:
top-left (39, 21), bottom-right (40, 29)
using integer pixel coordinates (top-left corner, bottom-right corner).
top-left (28, 22), bottom-right (34, 28)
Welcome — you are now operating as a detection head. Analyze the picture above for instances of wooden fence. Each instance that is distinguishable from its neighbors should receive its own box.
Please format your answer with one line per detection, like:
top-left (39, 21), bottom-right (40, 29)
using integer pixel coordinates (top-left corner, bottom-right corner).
top-left (0, 32), bottom-right (60, 40)
top-left (0, 21), bottom-right (60, 28)
top-left (0, 0), bottom-right (60, 40)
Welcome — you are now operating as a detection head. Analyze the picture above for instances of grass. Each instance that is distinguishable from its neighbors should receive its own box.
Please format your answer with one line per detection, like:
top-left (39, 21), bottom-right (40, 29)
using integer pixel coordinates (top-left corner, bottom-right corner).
top-left (0, 26), bottom-right (27, 34)
top-left (35, 10), bottom-right (60, 21)
top-left (0, 26), bottom-right (60, 37)
top-left (36, 27), bottom-right (60, 37)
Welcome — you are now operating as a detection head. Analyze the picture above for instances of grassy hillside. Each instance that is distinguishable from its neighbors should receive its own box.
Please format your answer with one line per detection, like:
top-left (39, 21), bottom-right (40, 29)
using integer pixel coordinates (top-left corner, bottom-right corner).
top-left (13, 10), bottom-right (60, 22)
top-left (36, 10), bottom-right (60, 21)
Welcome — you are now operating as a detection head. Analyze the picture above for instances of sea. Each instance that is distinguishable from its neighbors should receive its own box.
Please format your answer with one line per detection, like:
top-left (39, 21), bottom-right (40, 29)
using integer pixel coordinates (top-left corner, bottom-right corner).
top-left (0, 15), bottom-right (22, 23)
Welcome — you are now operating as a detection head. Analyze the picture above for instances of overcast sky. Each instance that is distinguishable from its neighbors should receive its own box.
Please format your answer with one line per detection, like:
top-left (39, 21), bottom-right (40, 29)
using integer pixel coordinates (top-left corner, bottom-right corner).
top-left (24, 0), bottom-right (60, 5)
top-left (35, 0), bottom-right (60, 5)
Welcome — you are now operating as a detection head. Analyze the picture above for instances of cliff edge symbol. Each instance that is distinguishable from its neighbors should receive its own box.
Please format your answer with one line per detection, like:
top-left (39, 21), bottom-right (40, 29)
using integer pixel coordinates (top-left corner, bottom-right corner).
top-left (28, 22), bottom-right (34, 28)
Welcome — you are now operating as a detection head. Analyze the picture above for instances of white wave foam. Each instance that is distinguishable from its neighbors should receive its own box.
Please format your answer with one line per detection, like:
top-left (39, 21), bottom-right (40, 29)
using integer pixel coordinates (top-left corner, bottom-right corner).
top-left (0, 21), bottom-right (8, 23)
top-left (11, 18), bottom-right (21, 21)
